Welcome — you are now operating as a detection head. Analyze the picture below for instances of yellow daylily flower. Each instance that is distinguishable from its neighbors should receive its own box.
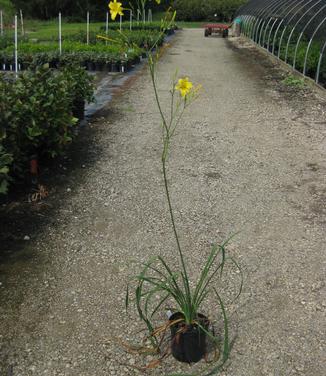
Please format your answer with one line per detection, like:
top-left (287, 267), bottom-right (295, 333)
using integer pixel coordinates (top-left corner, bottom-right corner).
top-left (175, 77), bottom-right (193, 98)
top-left (109, 0), bottom-right (124, 21)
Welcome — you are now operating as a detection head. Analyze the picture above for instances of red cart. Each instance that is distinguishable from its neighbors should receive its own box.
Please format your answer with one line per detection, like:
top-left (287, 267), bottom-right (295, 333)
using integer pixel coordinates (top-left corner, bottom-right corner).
top-left (204, 24), bottom-right (230, 38)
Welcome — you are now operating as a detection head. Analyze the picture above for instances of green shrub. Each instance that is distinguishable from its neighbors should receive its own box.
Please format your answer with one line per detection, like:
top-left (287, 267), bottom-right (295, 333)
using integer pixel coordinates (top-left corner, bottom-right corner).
top-left (0, 40), bottom-right (144, 68)
top-left (0, 0), bottom-right (15, 24)
top-left (60, 64), bottom-right (95, 103)
top-left (0, 65), bottom-right (94, 187)
top-left (173, 0), bottom-right (247, 21)
top-left (0, 144), bottom-right (12, 194)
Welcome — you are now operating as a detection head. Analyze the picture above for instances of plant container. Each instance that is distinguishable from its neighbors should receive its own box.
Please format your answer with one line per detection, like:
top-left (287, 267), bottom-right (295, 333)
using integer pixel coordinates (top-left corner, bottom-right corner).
top-left (72, 99), bottom-right (85, 121)
top-left (86, 62), bottom-right (95, 71)
top-left (104, 63), bottom-right (112, 72)
top-left (95, 62), bottom-right (104, 71)
top-left (111, 63), bottom-right (119, 72)
top-left (30, 155), bottom-right (39, 187)
top-left (170, 312), bottom-right (209, 363)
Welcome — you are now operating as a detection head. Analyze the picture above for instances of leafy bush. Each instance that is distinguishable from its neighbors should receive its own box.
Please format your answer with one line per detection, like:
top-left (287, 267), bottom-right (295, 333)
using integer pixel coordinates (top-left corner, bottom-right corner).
top-left (99, 21), bottom-right (176, 32)
top-left (285, 39), bottom-right (321, 76)
top-left (10, 0), bottom-right (171, 20)
top-left (0, 65), bottom-right (94, 189)
top-left (60, 64), bottom-right (95, 103)
top-left (173, 0), bottom-right (247, 21)
top-left (0, 40), bottom-right (144, 69)
top-left (0, 144), bottom-right (12, 194)
top-left (0, 34), bottom-right (28, 49)
top-left (0, 0), bottom-right (15, 23)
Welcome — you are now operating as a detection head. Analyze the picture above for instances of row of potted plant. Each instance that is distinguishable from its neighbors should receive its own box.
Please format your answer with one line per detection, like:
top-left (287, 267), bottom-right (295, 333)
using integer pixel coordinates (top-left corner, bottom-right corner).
top-left (0, 64), bottom-right (94, 194)
top-left (0, 41), bottom-right (144, 72)
top-left (0, 51), bottom-right (142, 72)
top-left (66, 29), bottom-right (166, 48)
top-left (99, 20), bottom-right (177, 32)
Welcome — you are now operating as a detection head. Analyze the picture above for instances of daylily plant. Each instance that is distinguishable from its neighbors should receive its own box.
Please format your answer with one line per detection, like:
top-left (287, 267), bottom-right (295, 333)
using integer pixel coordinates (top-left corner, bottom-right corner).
top-left (175, 77), bottom-right (193, 97)
top-left (109, 0), bottom-right (124, 20)
top-left (107, 1), bottom-right (243, 374)
top-left (109, 0), bottom-right (161, 23)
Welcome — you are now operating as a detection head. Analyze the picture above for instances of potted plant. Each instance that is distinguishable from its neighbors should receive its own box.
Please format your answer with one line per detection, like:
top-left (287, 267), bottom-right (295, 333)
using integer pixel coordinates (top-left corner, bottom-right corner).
top-left (60, 64), bottom-right (95, 121)
top-left (105, 1), bottom-right (243, 372)
top-left (0, 144), bottom-right (12, 195)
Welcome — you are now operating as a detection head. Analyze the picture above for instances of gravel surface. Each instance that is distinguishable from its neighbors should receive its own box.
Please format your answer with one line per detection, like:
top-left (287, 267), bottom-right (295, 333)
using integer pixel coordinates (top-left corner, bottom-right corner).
top-left (0, 29), bottom-right (325, 376)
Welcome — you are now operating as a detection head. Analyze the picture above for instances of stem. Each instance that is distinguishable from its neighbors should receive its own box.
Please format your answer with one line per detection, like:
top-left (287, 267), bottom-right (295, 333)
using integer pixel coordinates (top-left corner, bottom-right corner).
top-left (148, 48), bottom-right (193, 322)
top-left (148, 57), bottom-right (168, 132)
top-left (162, 138), bottom-right (192, 316)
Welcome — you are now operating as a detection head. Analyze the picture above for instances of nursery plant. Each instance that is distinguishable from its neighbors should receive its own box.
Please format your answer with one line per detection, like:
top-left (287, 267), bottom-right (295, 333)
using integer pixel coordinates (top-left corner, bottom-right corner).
top-left (0, 144), bottom-right (12, 194)
top-left (105, 1), bottom-right (243, 374)
top-left (0, 64), bottom-right (95, 190)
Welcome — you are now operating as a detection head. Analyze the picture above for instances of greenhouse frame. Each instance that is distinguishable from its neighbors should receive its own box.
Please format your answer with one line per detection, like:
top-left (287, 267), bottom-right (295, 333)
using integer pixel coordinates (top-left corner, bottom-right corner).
top-left (236, 0), bottom-right (326, 87)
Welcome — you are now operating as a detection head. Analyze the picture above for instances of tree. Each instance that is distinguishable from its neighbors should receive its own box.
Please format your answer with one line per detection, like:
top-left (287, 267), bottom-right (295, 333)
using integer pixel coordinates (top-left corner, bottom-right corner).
top-left (0, 0), bottom-right (15, 23)
top-left (173, 0), bottom-right (247, 22)
top-left (10, 0), bottom-right (172, 20)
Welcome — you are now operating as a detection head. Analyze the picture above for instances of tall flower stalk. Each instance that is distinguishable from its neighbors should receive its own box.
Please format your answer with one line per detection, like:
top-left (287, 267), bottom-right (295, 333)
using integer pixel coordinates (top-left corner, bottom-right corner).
top-left (107, 1), bottom-right (243, 372)
top-left (148, 50), bottom-right (201, 323)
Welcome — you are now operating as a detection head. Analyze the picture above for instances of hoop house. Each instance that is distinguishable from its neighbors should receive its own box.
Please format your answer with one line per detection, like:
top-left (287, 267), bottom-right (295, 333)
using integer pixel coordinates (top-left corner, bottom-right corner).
top-left (236, 0), bottom-right (326, 86)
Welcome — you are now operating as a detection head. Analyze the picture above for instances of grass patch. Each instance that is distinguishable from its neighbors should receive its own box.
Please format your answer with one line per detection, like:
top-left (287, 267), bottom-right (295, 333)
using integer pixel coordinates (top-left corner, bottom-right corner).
top-left (26, 20), bottom-right (106, 40)
top-left (282, 75), bottom-right (306, 89)
top-left (176, 21), bottom-right (205, 29)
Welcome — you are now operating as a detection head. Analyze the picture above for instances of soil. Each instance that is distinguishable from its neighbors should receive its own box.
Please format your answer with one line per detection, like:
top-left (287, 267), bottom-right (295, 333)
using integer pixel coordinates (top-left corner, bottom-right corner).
top-left (0, 30), bottom-right (325, 376)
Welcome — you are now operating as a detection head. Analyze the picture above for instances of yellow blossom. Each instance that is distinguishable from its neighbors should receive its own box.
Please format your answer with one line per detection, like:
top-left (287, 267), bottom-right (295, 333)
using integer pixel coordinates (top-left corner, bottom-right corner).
top-left (175, 77), bottom-right (193, 97)
top-left (109, 0), bottom-right (124, 21)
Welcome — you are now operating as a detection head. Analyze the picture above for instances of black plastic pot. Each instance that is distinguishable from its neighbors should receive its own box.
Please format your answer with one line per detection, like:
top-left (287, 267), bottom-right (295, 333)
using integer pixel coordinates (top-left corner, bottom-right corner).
top-left (111, 62), bottom-right (119, 72)
top-left (86, 62), bottom-right (95, 71)
top-left (72, 99), bottom-right (85, 121)
top-left (30, 154), bottom-right (39, 188)
top-left (95, 62), bottom-right (104, 71)
top-left (170, 312), bottom-right (209, 364)
top-left (104, 63), bottom-right (112, 72)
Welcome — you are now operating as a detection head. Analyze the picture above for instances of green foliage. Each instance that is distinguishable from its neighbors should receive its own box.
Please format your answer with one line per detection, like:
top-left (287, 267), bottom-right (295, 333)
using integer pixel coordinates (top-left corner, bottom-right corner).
top-left (173, 0), bottom-right (247, 22)
top-left (0, 38), bottom-right (147, 68)
top-left (0, 144), bottom-right (12, 194)
top-left (70, 29), bottom-right (166, 48)
top-left (282, 74), bottom-right (306, 88)
top-left (0, 29), bottom-right (163, 68)
top-left (127, 238), bottom-right (242, 329)
top-left (60, 63), bottom-right (95, 102)
top-left (125, 14), bottom-right (242, 373)
top-left (0, 0), bottom-right (15, 23)
top-left (0, 65), bottom-right (94, 188)
top-left (256, 26), bottom-right (326, 83)
top-left (0, 34), bottom-right (29, 49)
top-left (10, 0), bottom-right (171, 20)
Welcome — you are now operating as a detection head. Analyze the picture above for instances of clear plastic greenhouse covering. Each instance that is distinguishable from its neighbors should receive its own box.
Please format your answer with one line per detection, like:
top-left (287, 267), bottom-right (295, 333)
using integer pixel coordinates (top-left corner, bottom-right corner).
top-left (235, 0), bottom-right (326, 86)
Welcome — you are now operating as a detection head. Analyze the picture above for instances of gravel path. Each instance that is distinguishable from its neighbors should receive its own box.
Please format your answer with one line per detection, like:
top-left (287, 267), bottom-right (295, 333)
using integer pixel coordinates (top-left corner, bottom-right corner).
top-left (1, 29), bottom-right (325, 376)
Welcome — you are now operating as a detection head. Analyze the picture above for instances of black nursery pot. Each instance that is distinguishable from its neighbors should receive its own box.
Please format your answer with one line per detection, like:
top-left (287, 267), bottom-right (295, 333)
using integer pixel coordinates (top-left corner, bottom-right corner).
top-left (170, 312), bottom-right (209, 364)
top-left (72, 99), bottom-right (85, 121)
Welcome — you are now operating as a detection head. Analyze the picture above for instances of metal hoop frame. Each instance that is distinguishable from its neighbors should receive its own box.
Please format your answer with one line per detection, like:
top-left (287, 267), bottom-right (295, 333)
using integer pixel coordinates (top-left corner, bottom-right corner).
top-left (258, 0), bottom-right (287, 46)
top-left (235, 0), bottom-right (326, 86)
top-left (292, 3), bottom-right (326, 70)
top-left (316, 41), bottom-right (326, 83)
top-left (303, 15), bottom-right (326, 75)
top-left (273, 0), bottom-right (312, 57)
top-left (265, 0), bottom-right (299, 51)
